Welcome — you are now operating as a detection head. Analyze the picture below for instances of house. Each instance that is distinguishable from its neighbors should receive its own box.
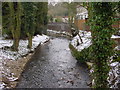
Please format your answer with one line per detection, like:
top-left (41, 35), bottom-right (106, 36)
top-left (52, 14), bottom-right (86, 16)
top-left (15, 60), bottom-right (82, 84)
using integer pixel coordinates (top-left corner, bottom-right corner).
top-left (74, 6), bottom-right (88, 30)
top-left (74, 6), bottom-right (120, 32)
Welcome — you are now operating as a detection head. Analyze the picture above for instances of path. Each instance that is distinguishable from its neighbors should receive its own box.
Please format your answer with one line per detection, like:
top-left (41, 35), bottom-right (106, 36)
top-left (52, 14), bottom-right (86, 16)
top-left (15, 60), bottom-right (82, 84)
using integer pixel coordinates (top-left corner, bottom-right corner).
top-left (17, 37), bottom-right (91, 88)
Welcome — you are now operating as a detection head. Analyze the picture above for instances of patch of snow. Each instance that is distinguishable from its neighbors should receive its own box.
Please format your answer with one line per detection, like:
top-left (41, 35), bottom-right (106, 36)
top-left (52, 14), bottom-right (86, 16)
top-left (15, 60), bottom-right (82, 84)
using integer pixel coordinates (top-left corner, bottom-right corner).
top-left (71, 28), bottom-right (75, 30)
top-left (0, 34), bottom-right (49, 89)
top-left (90, 61), bottom-right (120, 88)
top-left (108, 62), bottom-right (120, 88)
top-left (71, 30), bottom-right (120, 88)
top-left (110, 62), bottom-right (119, 67)
top-left (0, 34), bottom-right (49, 60)
top-left (47, 29), bottom-right (72, 37)
top-left (0, 82), bottom-right (6, 89)
top-left (90, 68), bottom-right (94, 73)
top-left (66, 48), bottom-right (70, 51)
top-left (71, 30), bottom-right (92, 51)
top-left (111, 35), bottom-right (120, 39)
top-left (8, 76), bottom-right (18, 82)
top-left (0, 40), bottom-right (13, 48)
top-left (32, 34), bottom-right (49, 50)
top-left (114, 46), bottom-right (120, 51)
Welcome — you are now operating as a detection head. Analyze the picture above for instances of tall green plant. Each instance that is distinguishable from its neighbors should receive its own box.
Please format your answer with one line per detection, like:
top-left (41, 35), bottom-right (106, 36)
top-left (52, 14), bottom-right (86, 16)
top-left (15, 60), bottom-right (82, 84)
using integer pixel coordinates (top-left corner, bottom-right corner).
top-left (22, 2), bottom-right (36, 49)
top-left (2, 2), bottom-right (22, 51)
top-left (35, 2), bottom-right (48, 35)
top-left (90, 2), bottom-right (115, 88)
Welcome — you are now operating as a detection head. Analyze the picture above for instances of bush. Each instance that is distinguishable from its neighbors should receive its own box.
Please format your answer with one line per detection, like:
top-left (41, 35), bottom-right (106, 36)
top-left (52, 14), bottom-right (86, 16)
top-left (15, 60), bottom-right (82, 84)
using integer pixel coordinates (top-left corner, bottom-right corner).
top-left (2, 28), bottom-right (12, 39)
top-left (69, 44), bottom-right (93, 63)
top-left (55, 18), bottom-right (62, 22)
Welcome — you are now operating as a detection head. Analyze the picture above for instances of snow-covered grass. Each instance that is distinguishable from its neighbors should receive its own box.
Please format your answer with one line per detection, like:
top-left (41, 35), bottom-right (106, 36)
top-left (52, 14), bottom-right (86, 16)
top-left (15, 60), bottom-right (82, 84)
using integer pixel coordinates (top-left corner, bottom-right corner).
top-left (71, 30), bottom-right (120, 52)
top-left (108, 55), bottom-right (120, 88)
top-left (71, 30), bottom-right (92, 51)
top-left (0, 34), bottom-right (49, 89)
top-left (70, 30), bottom-right (120, 88)
top-left (0, 34), bottom-right (49, 60)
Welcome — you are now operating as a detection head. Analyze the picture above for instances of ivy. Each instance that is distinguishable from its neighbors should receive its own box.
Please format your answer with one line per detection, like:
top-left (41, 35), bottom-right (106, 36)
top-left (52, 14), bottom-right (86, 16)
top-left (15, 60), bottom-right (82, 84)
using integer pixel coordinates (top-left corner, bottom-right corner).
top-left (69, 44), bottom-right (93, 63)
top-left (90, 2), bottom-right (116, 88)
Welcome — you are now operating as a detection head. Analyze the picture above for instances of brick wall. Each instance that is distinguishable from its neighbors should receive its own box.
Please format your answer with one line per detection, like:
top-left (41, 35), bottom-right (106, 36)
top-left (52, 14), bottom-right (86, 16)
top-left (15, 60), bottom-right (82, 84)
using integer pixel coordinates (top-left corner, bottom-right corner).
top-left (74, 18), bottom-right (120, 31)
top-left (74, 19), bottom-right (86, 30)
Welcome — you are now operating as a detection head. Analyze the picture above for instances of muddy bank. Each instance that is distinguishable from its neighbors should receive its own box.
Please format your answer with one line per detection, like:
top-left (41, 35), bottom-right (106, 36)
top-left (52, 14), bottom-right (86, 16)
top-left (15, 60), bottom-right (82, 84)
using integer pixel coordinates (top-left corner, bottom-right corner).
top-left (1, 39), bottom-right (50, 89)
top-left (1, 53), bottom-right (33, 88)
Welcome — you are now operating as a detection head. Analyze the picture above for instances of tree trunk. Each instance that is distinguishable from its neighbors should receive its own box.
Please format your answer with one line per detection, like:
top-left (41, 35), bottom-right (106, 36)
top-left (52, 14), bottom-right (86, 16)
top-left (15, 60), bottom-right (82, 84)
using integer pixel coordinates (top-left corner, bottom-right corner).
top-left (78, 33), bottom-right (83, 43)
top-left (8, 2), bottom-right (15, 39)
top-left (12, 37), bottom-right (19, 51)
top-left (8, 2), bottom-right (21, 51)
top-left (27, 34), bottom-right (32, 49)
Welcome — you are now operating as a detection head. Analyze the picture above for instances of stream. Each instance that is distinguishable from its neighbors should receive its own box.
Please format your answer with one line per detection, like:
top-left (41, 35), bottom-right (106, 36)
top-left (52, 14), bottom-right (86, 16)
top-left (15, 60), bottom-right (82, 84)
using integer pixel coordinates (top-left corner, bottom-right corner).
top-left (17, 37), bottom-right (91, 88)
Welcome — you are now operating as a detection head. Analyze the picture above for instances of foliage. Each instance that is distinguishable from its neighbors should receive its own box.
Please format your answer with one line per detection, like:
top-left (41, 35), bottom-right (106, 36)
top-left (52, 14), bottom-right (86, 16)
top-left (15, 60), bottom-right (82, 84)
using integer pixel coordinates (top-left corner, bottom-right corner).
top-left (69, 44), bottom-right (93, 63)
top-left (64, 2), bottom-right (77, 25)
top-left (2, 2), bottom-right (48, 50)
top-left (89, 2), bottom-right (119, 88)
top-left (22, 2), bottom-right (35, 35)
top-left (48, 15), bottom-right (53, 22)
top-left (55, 18), bottom-right (62, 22)
top-left (7, 2), bottom-right (22, 51)
top-left (35, 2), bottom-right (48, 35)
top-left (2, 3), bottom-right (15, 39)
top-left (22, 2), bottom-right (36, 48)
top-left (48, 2), bottom-right (68, 17)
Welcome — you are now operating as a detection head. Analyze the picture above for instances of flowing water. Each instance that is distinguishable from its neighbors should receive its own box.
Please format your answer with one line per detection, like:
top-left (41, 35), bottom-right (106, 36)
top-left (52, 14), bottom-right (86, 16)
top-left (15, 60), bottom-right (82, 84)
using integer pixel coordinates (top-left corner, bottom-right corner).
top-left (17, 37), bottom-right (91, 88)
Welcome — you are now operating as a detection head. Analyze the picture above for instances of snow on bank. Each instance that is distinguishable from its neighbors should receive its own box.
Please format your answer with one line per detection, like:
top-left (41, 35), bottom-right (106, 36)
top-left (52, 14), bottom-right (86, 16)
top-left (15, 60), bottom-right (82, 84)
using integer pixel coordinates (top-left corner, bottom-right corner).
top-left (91, 60), bottom-right (120, 88)
top-left (47, 29), bottom-right (72, 37)
top-left (108, 60), bottom-right (120, 88)
top-left (0, 34), bottom-right (49, 89)
top-left (111, 34), bottom-right (120, 51)
top-left (71, 30), bottom-right (120, 52)
top-left (0, 34), bottom-right (49, 61)
top-left (32, 34), bottom-right (49, 49)
top-left (111, 35), bottom-right (120, 39)
top-left (0, 82), bottom-right (6, 89)
top-left (70, 30), bottom-right (92, 51)
top-left (70, 30), bottom-right (120, 88)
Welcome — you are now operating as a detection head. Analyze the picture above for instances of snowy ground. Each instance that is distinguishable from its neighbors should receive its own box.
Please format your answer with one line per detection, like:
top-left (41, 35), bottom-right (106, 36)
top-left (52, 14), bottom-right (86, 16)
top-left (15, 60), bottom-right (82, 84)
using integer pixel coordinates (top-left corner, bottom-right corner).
top-left (0, 34), bottom-right (49, 60)
top-left (0, 34), bottom-right (49, 89)
top-left (108, 61), bottom-right (120, 88)
top-left (70, 30), bottom-right (92, 51)
top-left (111, 35), bottom-right (120, 39)
top-left (47, 29), bottom-right (72, 37)
top-left (70, 30), bottom-right (120, 88)
top-left (111, 34), bottom-right (120, 51)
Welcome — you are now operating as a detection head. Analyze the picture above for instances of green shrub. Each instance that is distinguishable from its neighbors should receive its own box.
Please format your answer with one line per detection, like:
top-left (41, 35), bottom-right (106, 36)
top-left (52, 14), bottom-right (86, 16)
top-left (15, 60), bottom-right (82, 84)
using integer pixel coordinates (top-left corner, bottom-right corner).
top-left (69, 44), bottom-right (93, 63)
top-left (2, 28), bottom-right (12, 39)
top-left (55, 18), bottom-right (62, 22)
